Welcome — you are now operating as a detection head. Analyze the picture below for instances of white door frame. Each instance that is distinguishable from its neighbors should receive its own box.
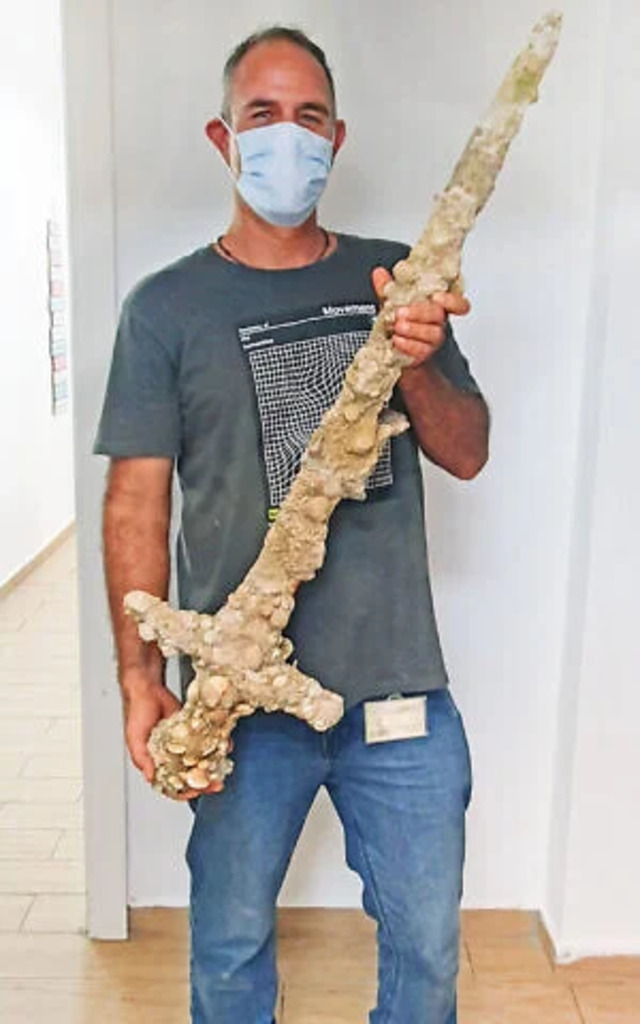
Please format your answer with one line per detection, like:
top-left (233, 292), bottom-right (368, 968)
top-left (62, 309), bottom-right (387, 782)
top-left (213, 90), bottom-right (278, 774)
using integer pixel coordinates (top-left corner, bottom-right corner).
top-left (62, 0), bottom-right (128, 940)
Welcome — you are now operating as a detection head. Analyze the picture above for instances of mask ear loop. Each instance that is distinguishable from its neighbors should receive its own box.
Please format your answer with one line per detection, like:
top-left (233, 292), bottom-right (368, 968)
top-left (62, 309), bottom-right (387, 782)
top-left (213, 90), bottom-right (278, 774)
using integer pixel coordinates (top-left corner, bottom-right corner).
top-left (219, 117), bottom-right (240, 182)
top-left (329, 124), bottom-right (338, 164)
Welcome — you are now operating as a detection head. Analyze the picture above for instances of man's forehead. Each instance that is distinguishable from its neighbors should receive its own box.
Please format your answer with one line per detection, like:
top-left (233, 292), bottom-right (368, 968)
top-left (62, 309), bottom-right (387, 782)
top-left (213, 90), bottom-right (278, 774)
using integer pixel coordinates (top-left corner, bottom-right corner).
top-left (229, 40), bottom-right (333, 104)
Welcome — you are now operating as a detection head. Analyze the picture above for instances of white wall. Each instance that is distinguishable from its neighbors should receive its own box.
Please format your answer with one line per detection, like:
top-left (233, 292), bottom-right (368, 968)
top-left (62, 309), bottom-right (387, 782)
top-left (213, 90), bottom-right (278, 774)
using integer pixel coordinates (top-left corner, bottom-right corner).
top-left (0, 0), bottom-right (75, 585)
top-left (545, 0), bottom-right (640, 958)
top-left (65, 0), bottom-right (640, 952)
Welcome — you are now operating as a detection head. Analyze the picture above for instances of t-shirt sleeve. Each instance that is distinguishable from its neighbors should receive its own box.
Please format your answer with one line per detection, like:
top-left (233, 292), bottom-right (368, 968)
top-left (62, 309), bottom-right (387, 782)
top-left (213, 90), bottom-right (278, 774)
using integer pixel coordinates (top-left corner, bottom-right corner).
top-left (433, 321), bottom-right (483, 396)
top-left (94, 293), bottom-right (181, 458)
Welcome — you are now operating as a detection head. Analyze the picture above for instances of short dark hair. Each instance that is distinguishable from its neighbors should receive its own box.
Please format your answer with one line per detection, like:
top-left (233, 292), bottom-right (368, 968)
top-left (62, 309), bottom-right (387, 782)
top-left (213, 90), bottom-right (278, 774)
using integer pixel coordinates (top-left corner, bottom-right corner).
top-left (221, 25), bottom-right (336, 121)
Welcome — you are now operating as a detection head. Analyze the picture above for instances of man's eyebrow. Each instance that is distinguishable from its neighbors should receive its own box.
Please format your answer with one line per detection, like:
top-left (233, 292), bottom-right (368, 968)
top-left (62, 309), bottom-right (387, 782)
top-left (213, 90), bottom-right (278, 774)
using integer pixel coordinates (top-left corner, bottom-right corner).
top-left (243, 98), bottom-right (277, 110)
top-left (297, 101), bottom-right (331, 116)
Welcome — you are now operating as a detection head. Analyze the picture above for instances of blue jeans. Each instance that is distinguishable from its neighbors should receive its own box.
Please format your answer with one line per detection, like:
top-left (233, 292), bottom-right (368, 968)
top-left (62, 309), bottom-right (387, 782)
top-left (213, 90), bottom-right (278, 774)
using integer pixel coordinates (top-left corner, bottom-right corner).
top-left (186, 688), bottom-right (472, 1023)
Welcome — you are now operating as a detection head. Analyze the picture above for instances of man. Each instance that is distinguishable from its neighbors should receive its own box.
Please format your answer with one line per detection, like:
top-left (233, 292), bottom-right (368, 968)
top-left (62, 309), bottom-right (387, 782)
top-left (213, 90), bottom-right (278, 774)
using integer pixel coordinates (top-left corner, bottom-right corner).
top-left (96, 25), bottom-right (489, 1024)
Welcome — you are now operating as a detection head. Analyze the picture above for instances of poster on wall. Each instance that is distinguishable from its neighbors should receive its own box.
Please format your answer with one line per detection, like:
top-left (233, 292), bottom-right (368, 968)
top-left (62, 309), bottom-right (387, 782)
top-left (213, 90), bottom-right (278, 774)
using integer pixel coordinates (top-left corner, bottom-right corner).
top-left (46, 218), bottom-right (69, 415)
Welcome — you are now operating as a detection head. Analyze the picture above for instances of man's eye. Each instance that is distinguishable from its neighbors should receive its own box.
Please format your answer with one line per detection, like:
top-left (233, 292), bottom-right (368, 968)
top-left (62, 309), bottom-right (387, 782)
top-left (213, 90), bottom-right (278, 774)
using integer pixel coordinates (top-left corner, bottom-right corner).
top-left (253, 110), bottom-right (271, 121)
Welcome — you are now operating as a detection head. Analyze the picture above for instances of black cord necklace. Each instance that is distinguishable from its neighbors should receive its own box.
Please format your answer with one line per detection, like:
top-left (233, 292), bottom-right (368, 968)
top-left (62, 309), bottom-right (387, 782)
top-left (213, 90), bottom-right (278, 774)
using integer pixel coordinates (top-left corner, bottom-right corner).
top-left (215, 228), bottom-right (331, 268)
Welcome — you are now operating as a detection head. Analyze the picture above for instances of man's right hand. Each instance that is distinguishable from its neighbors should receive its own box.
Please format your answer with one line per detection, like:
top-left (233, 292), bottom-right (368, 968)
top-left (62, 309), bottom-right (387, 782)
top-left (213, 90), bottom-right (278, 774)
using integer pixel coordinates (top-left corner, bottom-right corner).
top-left (121, 668), bottom-right (226, 800)
top-left (121, 669), bottom-right (182, 783)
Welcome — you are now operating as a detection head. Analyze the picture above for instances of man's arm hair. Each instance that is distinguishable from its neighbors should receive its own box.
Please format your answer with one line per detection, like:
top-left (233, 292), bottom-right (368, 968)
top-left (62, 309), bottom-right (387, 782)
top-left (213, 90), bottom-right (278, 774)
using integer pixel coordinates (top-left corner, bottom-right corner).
top-left (103, 457), bottom-right (174, 690)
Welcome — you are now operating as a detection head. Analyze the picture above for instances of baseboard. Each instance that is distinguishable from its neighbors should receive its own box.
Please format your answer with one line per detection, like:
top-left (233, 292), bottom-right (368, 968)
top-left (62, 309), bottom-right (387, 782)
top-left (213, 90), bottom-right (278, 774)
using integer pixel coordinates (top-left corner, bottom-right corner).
top-left (539, 907), bottom-right (640, 961)
top-left (553, 937), bottom-right (640, 962)
top-left (0, 521), bottom-right (76, 598)
top-left (536, 910), bottom-right (559, 965)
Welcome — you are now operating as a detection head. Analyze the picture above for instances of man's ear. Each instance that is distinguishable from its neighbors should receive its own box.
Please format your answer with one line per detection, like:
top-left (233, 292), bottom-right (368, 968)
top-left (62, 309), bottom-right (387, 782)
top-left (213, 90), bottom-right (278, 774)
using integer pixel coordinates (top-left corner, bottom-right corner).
top-left (332, 119), bottom-right (347, 159)
top-left (205, 118), bottom-right (231, 165)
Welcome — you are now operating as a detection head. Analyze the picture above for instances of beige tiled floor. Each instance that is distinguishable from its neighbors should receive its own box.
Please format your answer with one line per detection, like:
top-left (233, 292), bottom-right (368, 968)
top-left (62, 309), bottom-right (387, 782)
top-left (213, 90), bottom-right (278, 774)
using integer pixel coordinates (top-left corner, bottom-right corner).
top-left (0, 535), bottom-right (85, 958)
top-left (1, 535), bottom-right (639, 1022)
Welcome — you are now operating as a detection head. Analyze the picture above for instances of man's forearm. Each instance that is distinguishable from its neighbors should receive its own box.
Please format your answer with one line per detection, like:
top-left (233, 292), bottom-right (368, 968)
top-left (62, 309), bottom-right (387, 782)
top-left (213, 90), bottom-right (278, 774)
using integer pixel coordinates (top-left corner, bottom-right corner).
top-left (103, 474), bottom-right (171, 687)
top-left (399, 362), bottom-right (489, 479)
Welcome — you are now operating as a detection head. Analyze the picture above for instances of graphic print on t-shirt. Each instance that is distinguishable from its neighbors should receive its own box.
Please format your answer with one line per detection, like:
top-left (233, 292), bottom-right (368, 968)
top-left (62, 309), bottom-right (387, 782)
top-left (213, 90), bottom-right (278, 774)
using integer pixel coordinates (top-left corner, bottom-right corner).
top-left (238, 303), bottom-right (394, 511)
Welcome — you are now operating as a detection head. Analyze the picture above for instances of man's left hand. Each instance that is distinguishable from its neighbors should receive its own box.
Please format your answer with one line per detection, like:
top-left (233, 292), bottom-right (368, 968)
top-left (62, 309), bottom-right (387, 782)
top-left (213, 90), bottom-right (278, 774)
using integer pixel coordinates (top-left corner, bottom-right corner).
top-left (371, 267), bottom-right (471, 368)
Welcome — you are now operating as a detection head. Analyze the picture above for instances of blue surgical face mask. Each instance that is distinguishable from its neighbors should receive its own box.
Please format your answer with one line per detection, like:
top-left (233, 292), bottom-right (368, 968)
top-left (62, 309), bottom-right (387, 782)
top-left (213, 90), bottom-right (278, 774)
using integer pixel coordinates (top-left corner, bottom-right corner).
top-left (223, 120), bottom-right (334, 228)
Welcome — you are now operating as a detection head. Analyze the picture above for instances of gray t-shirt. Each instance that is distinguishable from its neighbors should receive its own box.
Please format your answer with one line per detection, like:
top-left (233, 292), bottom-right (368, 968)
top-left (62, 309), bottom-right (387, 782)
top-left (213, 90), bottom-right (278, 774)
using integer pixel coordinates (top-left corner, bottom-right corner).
top-left (95, 233), bottom-right (481, 707)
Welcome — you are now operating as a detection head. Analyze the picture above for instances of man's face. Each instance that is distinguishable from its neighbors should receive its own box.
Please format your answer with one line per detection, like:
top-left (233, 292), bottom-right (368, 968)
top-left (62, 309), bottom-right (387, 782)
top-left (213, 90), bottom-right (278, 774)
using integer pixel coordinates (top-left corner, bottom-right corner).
top-left (208, 40), bottom-right (346, 173)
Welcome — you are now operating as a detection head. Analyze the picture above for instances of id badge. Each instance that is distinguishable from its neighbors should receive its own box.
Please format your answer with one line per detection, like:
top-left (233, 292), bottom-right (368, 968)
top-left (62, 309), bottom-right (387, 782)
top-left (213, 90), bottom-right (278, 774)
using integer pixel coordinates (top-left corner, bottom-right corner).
top-left (364, 695), bottom-right (428, 744)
